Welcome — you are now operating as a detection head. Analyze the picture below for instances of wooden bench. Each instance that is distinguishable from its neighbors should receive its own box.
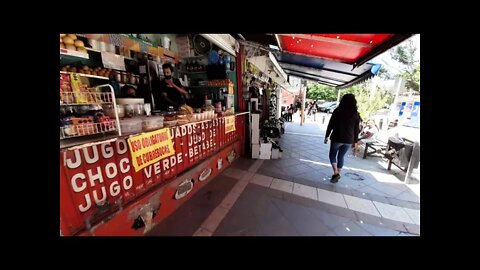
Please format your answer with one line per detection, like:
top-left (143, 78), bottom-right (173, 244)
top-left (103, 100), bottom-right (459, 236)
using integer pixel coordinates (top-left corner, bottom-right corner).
top-left (362, 139), bottom-right (387, 159)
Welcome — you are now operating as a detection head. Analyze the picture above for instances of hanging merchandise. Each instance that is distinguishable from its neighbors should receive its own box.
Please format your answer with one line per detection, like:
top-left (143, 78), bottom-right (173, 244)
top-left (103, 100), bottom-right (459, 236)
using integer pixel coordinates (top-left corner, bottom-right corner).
top-left (225, 54), bottom-right (231, 70)
top-left (268, 86), bottom-right (278, 121)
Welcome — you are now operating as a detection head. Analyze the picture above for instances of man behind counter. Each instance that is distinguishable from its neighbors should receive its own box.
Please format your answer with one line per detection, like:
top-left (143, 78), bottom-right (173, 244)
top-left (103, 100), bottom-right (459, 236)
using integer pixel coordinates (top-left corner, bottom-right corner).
top-left (152, 63), bottom-right (188, 111)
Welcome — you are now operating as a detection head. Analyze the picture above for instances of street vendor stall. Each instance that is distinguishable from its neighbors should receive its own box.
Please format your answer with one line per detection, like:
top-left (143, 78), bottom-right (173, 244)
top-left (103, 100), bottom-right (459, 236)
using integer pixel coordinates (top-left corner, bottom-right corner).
top-left (59, 33), bottom-right (247, 236)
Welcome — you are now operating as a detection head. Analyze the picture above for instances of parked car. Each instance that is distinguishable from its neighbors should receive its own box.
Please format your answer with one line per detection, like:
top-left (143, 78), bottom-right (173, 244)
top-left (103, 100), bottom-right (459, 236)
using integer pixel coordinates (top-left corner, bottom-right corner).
top-left (325, 104), bottom-right (337, 113)
top-left (386, 118), bottom-right (420, 143)
top-left (318, 101), bottom-right (337, 112)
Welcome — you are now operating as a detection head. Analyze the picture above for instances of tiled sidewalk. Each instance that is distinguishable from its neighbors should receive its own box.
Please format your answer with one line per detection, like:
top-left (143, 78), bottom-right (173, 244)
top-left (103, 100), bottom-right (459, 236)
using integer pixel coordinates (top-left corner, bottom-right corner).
top-left (211, 170), bottom-right (418, 236)
top-left (149, 158), bottom-right (419, 236)
top-left (259, 118), bottom-right (420, 205)
top-left (148, 114), bottom-right (420, 236)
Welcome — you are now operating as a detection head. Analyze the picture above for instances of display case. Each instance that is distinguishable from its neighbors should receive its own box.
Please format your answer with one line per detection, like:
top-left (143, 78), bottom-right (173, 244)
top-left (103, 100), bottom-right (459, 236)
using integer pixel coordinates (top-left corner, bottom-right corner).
top-left (60, 82), bottom-right (122, 142)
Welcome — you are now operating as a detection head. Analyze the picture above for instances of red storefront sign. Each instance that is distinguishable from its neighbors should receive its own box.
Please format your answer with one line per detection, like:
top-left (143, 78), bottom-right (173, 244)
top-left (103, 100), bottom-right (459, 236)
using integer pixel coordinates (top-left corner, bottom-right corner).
top-left (60, 114), bottom-right (247, 236)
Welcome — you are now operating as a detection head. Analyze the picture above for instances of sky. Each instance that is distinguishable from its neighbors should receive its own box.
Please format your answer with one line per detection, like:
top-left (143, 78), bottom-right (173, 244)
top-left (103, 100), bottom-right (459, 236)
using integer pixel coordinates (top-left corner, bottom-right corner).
top-left (371, 34), bottom-right (420, 76)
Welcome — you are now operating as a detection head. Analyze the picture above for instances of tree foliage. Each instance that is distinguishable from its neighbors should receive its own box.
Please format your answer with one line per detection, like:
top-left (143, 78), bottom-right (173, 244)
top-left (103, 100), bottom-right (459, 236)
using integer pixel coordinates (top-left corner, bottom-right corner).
top-left (340, 83), bottom-right (392, 120)
top-left (390, 38), bottom-right (420, 92)
top-left (306, 83), bottom-right (337, 101)
top-left (378, 66), bottom-right (393, 80)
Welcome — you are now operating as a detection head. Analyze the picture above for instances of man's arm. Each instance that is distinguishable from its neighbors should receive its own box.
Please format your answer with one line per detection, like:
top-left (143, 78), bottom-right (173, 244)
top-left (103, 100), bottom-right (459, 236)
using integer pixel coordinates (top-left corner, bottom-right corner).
top-left (167, 79), bottom-right (188, 95)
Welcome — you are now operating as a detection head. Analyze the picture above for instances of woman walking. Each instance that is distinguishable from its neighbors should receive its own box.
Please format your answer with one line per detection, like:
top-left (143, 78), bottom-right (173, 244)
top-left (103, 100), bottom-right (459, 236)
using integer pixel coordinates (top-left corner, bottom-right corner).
top-left (324, 94), bottom-right (361, 183)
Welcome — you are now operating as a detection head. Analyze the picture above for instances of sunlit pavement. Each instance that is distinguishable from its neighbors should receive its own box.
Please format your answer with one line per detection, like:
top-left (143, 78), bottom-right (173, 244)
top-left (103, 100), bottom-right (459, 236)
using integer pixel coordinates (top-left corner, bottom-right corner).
top-left (148, 112), bottom-right (420, 236)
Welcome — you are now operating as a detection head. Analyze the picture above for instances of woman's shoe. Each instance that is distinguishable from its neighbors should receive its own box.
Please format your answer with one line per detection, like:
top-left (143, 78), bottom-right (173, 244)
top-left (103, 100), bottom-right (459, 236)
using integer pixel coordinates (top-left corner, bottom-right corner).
top-left (330, 174), bottom-right (341, 183)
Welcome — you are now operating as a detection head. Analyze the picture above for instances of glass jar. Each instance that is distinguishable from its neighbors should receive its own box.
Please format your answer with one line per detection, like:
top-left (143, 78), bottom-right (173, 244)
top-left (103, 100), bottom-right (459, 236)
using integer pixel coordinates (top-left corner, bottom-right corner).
top-left (134, 103), bottom-right (144, 116)
top-left (129, 74), bottom-right (136, 85)
top-left (144, 103), bottom-right (151, 116)
top-left (114, 71), bottom-right (122, 83)
top-left (124, 104), bottom-right (134, 118)
top-left (122, 72), bottom-right (129, 84)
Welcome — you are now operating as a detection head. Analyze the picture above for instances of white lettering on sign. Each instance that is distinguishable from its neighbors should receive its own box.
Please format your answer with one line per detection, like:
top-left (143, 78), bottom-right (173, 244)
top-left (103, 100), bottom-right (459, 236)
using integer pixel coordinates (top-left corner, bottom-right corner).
top-left (120, 158), bottom-right (130, 173)
top-left (83, 146), bottom-right (99, 164)
top-left (76, 174), bottom-right (134, 213)
top-left (101, 143), bottom-right (114, 159)
top-left (79, 194), bottom-right (92, 213)
top-left (188, 135), bottom-right (193, 147)
top-left (105, 162), bottom-right (118, 179)
top-left (154, 162), bottom-right (161, 175)
top-left (64, 118), bottom-right (230, 215)
top-left (116, 139), bottom-right (128, 155)
top-left (194, 145), bottom-right (199, 156)
top-left (162, 159), bottom-right (170, 171)
top-left (145, 166), bottom-right (152, 179)
top-left (170, 155), bottom-right (177, 167)
top-left (72, 173), bottom-right (87, 193)
top-left (66, 149), bottom-right (81, 169)
top-left (93, 187), bottom-right (107, 204)
top-left (123, 176), bottom-right (133, 190)
top-left (88, 167), bottom-right (104, 187)
top-left (110, 181), bottom-right (121, 197)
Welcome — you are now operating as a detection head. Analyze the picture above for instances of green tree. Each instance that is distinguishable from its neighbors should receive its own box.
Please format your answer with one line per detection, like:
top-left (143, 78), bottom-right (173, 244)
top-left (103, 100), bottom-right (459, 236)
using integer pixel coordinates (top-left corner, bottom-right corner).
top-left (378, 66), bottom-right (393, 80)
top-left (306, 83), bottom-right (337, 101)
top-left (340, 83), bottom-right (391, 120)
top-left (390, 38), bottom-right (420, 92)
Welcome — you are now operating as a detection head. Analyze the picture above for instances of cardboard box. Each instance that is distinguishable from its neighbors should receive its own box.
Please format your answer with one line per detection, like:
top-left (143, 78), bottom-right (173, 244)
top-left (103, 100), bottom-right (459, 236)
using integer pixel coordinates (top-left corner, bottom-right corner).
top-left (259, 155), bottom-right (270, 160)
top-left (260, 143), bottom-right (272, 159)
top-left (271, 149), bottom-right (281, 159)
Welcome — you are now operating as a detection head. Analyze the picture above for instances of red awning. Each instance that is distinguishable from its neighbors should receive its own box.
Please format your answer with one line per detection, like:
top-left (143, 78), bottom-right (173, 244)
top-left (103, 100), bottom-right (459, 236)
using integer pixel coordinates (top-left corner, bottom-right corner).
top-left (276, 34), bottom-right (412, 67)
top-left (272, 33), bottom-right (413, 88)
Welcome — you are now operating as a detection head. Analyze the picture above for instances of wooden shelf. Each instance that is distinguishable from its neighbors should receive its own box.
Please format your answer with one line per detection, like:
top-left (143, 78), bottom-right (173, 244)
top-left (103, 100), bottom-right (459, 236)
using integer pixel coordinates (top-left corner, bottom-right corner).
top-left (84, 47), bottom-right (135, 61)
top-left (181, 55), bottom-right (207, 59)
top-left (186, 85), bottom-right (230, 88)
top-left (179, 71), bottom-right (207, 74)
top-left (60, 48), bottom-right (89, 59)
top-left (60, 71), bottom-right (109, 80)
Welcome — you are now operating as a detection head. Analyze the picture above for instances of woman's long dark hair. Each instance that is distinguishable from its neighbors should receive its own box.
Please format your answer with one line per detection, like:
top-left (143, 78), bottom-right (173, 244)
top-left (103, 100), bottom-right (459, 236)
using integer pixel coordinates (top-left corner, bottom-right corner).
top-left (337, 93), bottom-right (358, 115)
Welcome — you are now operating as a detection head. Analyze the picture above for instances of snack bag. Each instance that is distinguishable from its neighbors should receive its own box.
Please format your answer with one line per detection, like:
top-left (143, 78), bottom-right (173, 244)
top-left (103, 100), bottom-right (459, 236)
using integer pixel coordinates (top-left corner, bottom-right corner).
top-left (70, 73), bottom-right (88, 103)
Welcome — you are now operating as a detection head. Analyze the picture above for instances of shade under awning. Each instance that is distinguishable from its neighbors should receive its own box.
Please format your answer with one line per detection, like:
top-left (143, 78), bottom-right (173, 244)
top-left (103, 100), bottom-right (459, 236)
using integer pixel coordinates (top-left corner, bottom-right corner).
top-left (246, 52), bottom-right (295, 92)
top-left (276, 51), bottom-right (381, 89)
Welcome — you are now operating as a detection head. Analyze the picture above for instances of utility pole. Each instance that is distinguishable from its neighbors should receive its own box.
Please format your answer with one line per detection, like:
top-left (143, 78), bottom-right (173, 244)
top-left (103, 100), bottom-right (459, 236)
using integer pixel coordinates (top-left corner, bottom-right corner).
top-left (300, 80), bottom-right (307, 126)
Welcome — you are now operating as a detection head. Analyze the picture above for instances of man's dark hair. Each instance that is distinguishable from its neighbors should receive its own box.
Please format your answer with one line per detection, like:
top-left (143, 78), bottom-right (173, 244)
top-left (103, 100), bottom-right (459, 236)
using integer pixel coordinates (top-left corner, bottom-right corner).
top-left (162, 63), bottom-right (174, 72)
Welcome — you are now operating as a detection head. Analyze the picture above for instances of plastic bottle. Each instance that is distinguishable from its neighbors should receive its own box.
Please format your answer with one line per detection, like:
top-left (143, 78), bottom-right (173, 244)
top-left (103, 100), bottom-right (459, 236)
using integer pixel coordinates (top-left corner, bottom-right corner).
top-left (225, 54), bottom-right (231, 70)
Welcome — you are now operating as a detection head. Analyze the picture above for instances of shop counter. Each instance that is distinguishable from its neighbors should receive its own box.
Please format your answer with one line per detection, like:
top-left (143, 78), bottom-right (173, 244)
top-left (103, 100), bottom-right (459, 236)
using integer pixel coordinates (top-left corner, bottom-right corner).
top-left (60, 112), bottom-right (248, 236)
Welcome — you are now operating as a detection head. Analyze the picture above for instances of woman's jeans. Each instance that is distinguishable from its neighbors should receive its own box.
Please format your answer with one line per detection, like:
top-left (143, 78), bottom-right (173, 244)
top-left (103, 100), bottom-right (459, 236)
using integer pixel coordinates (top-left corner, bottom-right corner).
top-left (329, 142), bottom-right (352, 168)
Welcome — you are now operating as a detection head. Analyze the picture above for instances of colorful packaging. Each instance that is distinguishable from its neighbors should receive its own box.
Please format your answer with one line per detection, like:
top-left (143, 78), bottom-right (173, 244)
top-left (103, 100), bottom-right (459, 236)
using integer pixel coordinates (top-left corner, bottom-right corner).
top-left (70, 73), bottom-right (88, 104)
top-left (60, 73), bottom-right (74, 104)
